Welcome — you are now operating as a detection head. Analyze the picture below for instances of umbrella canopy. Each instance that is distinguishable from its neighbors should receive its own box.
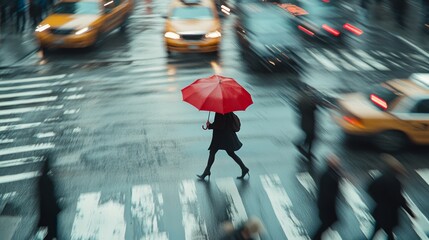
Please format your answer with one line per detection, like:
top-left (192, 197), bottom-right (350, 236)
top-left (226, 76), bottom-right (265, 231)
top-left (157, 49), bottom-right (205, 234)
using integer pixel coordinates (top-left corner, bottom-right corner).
top-left (181, 75), bottom-right (253, 114)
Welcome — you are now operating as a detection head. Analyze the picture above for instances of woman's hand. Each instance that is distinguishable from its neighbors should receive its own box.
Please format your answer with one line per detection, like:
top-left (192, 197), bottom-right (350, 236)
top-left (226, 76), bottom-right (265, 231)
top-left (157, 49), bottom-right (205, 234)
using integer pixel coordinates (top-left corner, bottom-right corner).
top-left (202, 121), bottom-right (210, 130)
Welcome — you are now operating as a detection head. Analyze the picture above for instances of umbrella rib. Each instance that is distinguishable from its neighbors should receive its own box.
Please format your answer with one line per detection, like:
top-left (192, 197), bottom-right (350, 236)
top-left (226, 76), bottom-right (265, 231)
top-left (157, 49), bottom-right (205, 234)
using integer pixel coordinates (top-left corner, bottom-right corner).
top-left (199, 83), bottom-right (223, 112)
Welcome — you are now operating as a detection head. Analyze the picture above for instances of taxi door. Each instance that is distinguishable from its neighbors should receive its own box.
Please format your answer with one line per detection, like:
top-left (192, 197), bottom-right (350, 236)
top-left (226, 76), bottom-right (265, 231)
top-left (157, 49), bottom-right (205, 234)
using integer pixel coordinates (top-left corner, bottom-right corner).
top-left (399, 99), bottom-right (429, 144)
top-left (101, 0), bottom-right (122, 32)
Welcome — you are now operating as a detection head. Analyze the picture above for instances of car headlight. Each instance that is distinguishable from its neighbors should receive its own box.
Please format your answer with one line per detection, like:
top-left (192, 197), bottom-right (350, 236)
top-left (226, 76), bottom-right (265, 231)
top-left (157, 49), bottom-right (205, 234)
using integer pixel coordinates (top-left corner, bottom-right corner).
top-left (164, 32), bottom-right (180, 39)
top-left (35, 24), bottom-right (51, 32)
top-left (205, 31), bottom-right (221, 38)
top-left (75, 27), bottom-right (93, 35)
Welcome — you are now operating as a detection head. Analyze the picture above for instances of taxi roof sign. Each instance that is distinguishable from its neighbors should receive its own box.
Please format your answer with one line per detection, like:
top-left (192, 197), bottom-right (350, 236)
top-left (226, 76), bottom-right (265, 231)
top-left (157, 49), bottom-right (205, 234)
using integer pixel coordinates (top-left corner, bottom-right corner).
top-left (410, 73), bottom-right (429, 89)
top-left (277, 3), bottom-right (308, 16)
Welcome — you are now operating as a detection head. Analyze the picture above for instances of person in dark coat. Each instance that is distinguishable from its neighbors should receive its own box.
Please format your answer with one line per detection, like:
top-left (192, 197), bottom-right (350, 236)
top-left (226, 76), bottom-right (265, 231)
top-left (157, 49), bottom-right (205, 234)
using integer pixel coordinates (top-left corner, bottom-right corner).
top-left (367, 154), bottom-right (416, 240)
top-left (312, 154), bottom-right (342, 240)
top-left (391, 0), bottom-right (408, 28)
top-left (15, 0), bottom-right (27, 32)
top-left (295, 86), bottom-right (319, 162)
top-left (38, 155), bottom-right (61, 240)
top-left (197, 112), bottom-right (249, 180)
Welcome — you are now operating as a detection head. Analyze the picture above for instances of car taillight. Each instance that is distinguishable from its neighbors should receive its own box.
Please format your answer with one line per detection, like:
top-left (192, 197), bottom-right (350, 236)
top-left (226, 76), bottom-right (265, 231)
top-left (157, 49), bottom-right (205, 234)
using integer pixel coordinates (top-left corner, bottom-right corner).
top-left (322, 0), bottom-right (330, 2)
top-left (343, 116), bottom-right (364, 128)
top-left (322, 24), bottom-right (340, 37)
top-left (298, 25), bottom-right (315, 36)
top-left (370, 94), bottom-right (388, 110)
top-left (343, 23), bottom-right (363, 36)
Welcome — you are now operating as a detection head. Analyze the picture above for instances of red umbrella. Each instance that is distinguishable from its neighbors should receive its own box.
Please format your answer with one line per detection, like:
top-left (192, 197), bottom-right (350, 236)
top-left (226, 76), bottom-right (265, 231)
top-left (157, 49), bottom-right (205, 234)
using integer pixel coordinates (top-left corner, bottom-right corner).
top-left (181, 75), bottom-right (253, 114)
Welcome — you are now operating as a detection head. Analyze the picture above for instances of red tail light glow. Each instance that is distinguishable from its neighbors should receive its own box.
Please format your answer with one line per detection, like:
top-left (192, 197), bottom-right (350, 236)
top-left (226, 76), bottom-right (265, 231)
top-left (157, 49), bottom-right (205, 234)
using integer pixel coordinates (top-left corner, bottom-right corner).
top-left (343, 23), bottom-right (363, 36)
top-left (322, 0), bottom-right (330, 2)
top-left (298, 25), bottom-right (315, 36)
top-left (370, 94), bottom-right (388, 110)
top-left (322, 24), bottom-right (340, 37)
top-left (343, 116), bottom-right (364, 128)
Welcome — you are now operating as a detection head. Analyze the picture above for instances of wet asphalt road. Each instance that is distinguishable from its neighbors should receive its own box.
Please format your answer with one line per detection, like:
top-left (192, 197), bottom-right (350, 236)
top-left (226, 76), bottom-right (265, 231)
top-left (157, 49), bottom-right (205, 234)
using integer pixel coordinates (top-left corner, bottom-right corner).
top-left (1, 0), bottom-right (429, 239)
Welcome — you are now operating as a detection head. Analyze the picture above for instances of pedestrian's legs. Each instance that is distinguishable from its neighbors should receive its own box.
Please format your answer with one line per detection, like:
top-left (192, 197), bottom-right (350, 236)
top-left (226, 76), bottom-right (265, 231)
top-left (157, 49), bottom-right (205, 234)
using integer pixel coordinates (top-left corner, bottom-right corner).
top-left (44, 218), bottom-right (57, 240)
top-left (203, 149), bottom-right (217, 173)
top-left (368, 223), bottom-right (381, 240)
top-left (303, 131), bottom-right (314, 160)
top-left (311, 222), bottom-right (331, 240)
top-left (384, 227), bottom-right (395, 240)
top-left (226, 151), bottom-right (247, 170)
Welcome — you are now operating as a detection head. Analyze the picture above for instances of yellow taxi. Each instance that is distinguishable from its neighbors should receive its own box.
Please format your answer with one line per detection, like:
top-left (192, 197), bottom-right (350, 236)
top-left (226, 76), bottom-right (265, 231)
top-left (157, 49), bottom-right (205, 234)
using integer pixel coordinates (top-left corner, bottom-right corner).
top-left (163, 0), bottom-right (222, 55)
top-left (34, 0), bottom-right (133, 50)
top-left (334, 73), bottom-right (429, 151)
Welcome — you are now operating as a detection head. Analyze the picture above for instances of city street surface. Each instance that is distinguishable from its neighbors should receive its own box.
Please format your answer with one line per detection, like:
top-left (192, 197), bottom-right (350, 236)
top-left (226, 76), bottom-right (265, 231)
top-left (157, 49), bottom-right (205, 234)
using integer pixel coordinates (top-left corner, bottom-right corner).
top-left (1, 0), bottom-right (429, 239)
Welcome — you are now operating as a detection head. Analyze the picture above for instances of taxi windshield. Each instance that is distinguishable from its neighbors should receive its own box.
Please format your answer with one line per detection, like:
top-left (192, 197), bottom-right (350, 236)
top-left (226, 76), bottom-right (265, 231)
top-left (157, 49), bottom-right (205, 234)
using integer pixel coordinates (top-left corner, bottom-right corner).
top-left (367, 84), bottom-right (401, 110)
top-left (171, 7), bottom-right (213, 20)
top-left (53, 2), bottom-right (100, 15)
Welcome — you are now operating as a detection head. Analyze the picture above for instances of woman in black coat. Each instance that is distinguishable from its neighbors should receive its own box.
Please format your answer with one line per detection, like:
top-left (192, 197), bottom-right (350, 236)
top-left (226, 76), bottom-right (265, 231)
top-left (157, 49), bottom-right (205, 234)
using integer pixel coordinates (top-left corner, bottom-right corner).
top-left (367, 155), bottom-right (415, 240)
top-left (38, 156), bottom-right (61, 240)
top-left (197, 112), bottom-right (249, 180)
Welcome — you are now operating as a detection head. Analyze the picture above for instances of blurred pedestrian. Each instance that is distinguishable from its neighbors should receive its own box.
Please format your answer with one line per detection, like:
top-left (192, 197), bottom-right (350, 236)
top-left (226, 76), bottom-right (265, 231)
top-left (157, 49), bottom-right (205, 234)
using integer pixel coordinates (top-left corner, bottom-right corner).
top-left (37, 155), bottom-right (61, 240)
top-left (311, 154), bottom-right (343, 240)
top-left (423, 0), bottom-right (429, 28)
top-left (15, 0), bottom-right (27, 32)
top-left (295, 86), bottom-right (319, 162)
top-left (391, 0), bottom-right (408, 28)
top-left (0, 0), bottom-right (7, 26)
top-left (30, 0), bottom-right (42, 27)
top-left (197, 112), bottom-right (249, 180)
top-left (367, 154), bottom-right (416, 240)
top-left (221, 217), bottom-right (264, 240)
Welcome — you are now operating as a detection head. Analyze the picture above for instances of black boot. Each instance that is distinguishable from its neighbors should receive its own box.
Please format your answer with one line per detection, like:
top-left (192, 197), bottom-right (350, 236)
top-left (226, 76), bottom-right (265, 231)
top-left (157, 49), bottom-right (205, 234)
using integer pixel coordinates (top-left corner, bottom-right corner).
top-left (196, 170), bottom-right (211, 181)
top-left (237, 167), bottom-right (249, 179)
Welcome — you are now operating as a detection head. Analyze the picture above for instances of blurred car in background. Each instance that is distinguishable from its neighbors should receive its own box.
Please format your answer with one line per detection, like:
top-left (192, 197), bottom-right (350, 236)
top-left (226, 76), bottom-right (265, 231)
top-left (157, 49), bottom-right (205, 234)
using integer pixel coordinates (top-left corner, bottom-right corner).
top-left (235, 3), bottom-right (302, 71)
top-left (333, 73), bottom-right (429, 151)
top-left (277, 1), bottom-right (363, 43)
top-left (163, 0), bottom-right (222, 55)
top-left (35, 0), bottom-right (133, 50)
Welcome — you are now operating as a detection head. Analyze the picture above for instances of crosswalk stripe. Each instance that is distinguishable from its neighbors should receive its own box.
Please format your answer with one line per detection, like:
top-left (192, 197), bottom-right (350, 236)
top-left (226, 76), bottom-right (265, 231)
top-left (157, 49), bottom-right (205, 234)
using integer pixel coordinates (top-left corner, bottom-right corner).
top-left (0, 171), bottom-right (40, 184)
top-left (63, 94), bottom-right (85, 100)
top-left (260, 174), bottom-right (309, 239)
top-left (0, 143), bottom-right (55, 156)
top-left (0, 139), bottom-right (14, 144)
top-left (340, 179), bottom-right (374, 238)
top-left (0, 96), bottom-right (58, 107)
top-left (0, 90), bottom-right (53, 99)
top-left (131, 185), bottom-right (168, 239)
top-left (0, 105), bottom-right (63, 116)
top-left (322, 49), bottom-right (358, 71)
top-left (0, 118), bottom-right (21, 124)
top-left (306, 49), bottom-right (342, 71)
top-left (416, 169), bottom-right (429, 186)
top-left (179, 180), bottom-right (208, 240)
top-left (0, 122), bottom-right (42, 132)
top-left (0, 157), bottom-right (42, 168)
top-left (71, 192), bottom-right (126, 240)
top-left (0, 74), bottom-right (66, 85)
top-left (353, 50), bottom-right (390, 71)
top-left (35, 132), bottom-right (56, 138)
top-left (216, 177), bottom-right (248, 227)
top-left (0, 81), bottom-right (71, 92)
top-left (339, 50), bottom-right (374, 71)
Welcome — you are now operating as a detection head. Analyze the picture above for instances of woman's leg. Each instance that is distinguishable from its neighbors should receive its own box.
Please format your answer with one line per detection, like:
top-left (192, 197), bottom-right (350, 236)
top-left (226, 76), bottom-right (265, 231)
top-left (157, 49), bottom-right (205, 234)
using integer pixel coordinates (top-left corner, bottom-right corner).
top-left (203, 149), bottom-right (218, 173)
top-left (226, 151), bottom-right (247, 170)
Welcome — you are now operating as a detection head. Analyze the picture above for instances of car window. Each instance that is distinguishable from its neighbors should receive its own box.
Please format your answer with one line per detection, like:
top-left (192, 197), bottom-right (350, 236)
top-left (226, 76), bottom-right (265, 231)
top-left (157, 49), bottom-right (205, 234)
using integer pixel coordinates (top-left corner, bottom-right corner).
top-left (54, 2), bottom-right (100, 14)
top-left (170, 7), bottom-right (213, 20)
top-left (411, 99), bottom-right (429, 114)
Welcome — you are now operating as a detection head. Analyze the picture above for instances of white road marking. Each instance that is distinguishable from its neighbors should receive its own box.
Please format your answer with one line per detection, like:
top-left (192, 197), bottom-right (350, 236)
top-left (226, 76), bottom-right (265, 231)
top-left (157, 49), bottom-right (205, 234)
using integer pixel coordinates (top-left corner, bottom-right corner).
top-left (0, 105), bottom-right (64, 116)
top-left (307, 49), bottom-right (341, 71)
top-left (0, 96), bottom-right (57, 107)
top-left (0, 171), bottom-right (40, 184)
top-left (71, 192), bottom-right (126, 240)
top-left (417, 169), bottom-right (429, 186)
top-left (0, 74), bottom-right (66, 85)
top-left (323, 49), bottom-right (358, 71)
top-left (395, 36), bottom-right (429, 58)
top-left (0, 156), bottom-right (43, 168)
top-left (353, 50), bottom-right (390, 71)
top-left (0, 81), bottom-right (70, 92)
top-left (179, 180), bottom-right (208, 240)
top-left (0, 122), bottom-right (42, 132)
top-left (260, 174), bottom-right (310, 239)
top-left (0, 138), bottom-right (14, 144)
top-left (129, 65), bottom-right (168, 73)
top-left (340, 50), bottom-right (374, 71)
top-left (0, 90), bottom-right (52, 99)
top-left (0, 143), bottom-right (55, 156)
top-left (64, 109), bottom-right (80, 115)
top-left (340, 179), bottom-right (374, 238)
top-left (64, 94), bottom-right (85, 100)
top-left (35, 132), bottom-right (56, 138)
top-left (62, 87), bottom-right (83, 93)
top-left (405, 194), bottom-right (429, 240)
top-left (296, 172), bottom-right (317, 198)
top-left (0, 118), bottom-right (21, 124)
top-left (216, 177), bottom-right (248, 227)
top-left (131, 185), bottom-right (168, 240)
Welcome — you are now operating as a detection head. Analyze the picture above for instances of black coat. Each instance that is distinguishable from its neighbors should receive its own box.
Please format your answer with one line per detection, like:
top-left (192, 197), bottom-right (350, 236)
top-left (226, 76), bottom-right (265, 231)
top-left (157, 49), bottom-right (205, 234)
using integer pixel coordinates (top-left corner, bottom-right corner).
top-left (317, 167), bottom-right (341, 225)
top-left (38, 174), bottom-right (60, 227)
top-left (297, 94), bottom-right (317, 134)
top-left (368, 171), bottom-right (413, 230)
top-left (208, 113), bottom-right (242, 151)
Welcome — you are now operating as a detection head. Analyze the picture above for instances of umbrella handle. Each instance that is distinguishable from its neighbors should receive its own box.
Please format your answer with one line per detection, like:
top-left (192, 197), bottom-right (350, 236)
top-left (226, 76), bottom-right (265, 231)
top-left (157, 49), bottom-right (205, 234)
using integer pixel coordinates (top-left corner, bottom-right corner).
top-left (202, 124), bottom-right (208, 130)
top-left (202, 111), bottom-right (211, 130)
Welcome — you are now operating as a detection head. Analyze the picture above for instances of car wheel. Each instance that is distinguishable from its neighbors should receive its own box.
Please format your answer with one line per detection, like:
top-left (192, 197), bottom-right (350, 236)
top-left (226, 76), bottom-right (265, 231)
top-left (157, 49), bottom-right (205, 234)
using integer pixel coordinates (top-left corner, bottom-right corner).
top-left (373, 131), bottom-right (408, 152)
